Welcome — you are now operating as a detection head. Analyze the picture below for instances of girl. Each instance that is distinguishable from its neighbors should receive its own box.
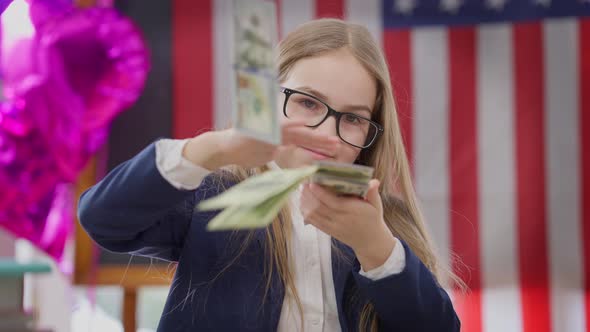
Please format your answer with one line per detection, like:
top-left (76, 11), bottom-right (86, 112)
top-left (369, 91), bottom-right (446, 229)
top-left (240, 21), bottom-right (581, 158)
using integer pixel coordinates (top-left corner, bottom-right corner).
top-left (78, 19), bottom-right (460, 331)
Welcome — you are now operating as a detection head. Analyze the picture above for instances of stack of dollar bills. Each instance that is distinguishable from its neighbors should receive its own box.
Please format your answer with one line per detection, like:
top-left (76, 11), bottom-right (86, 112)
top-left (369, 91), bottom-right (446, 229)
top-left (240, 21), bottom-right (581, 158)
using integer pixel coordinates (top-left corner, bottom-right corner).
top-left (198, 161), bottom-right (374, 231)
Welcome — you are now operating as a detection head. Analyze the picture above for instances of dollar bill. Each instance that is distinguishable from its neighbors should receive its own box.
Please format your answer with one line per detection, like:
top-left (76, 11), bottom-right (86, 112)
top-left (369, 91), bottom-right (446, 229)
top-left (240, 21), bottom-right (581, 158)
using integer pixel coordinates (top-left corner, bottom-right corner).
top-left (198, 165), bottom-right (318, 211)
top-left (200, 161), bottom-right (375, 231)
top-left (233, 70), bottom-right (279, 144)
top-left (312, 160), bottom-right (374, 197)
top-left (231, 0), bottom-right (280, 145)
top-left (233, 0), bottom-right (277, 72)
top-left (310, 173), bottom-right (370, 197)
top-left (206, 181), bottom-right (298, 231)
top-left (315, 160), bottom-right (374, 181)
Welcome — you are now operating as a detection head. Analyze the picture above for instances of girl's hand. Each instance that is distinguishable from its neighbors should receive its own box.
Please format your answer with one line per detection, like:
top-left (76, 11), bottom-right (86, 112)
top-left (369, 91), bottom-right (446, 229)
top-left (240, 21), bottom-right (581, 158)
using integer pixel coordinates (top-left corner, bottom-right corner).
top-left (300, 179), bottom-right (397, 271)
top-left (182, 120), bottom-right (339, 170)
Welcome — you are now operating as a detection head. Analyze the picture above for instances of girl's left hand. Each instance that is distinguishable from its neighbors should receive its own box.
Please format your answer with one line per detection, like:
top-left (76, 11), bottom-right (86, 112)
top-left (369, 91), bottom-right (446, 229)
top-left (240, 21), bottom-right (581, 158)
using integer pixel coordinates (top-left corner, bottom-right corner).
top-left (300, 179), bottom-right (397, 271)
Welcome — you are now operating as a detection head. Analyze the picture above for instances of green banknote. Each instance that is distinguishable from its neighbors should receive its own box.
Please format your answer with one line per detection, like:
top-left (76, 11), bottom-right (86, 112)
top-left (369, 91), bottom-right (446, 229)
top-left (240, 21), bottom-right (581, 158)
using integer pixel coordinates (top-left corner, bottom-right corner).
top-left (231, 0), bottom-right (281, 145)
top-left (314, 160), bottom-right (374, 181)
top-left (199, 161), bottom-right (375, 231)
top-left (310, 173), bottom-right (371, 197)
top-left (198, 165), bottom-right (318, 211)
top-left (206, 181), bottom-right (299, 231)
top-left (311, 161), bottom-right (374, 197)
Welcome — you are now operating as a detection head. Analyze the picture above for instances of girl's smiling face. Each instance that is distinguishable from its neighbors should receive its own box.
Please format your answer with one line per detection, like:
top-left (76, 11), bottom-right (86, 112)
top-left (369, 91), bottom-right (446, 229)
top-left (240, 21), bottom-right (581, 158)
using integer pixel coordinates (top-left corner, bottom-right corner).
top-left (275, 47), bottom-right (378, 169)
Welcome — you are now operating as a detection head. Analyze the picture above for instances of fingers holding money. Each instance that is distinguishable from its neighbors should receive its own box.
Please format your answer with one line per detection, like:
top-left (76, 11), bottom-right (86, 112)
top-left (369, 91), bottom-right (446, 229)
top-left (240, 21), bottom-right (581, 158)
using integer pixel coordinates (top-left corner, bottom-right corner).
top-left (306, 183), bottom-right (355, 211)
top-left (299, 177), bottom-right (391, 255)
top-left (300, 185), bottom-right (336, 229)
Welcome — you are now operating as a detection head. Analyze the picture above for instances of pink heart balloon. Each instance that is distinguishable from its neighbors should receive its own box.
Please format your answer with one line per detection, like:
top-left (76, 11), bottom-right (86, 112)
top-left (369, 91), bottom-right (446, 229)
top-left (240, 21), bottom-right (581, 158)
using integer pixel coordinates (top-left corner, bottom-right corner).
top-left (0, 0), bottom-right (150, 270)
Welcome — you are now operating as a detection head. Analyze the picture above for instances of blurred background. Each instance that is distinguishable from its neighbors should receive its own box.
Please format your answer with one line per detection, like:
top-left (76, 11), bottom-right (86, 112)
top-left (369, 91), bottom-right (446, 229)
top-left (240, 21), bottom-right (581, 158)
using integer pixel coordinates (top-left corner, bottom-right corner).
top-left (0, 0), bottom-right (589, 331)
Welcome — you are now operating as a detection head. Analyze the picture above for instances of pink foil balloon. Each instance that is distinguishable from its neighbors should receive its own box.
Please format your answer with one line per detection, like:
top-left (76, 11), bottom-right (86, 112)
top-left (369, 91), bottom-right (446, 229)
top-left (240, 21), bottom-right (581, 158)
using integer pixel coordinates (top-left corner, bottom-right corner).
top-left (0, 0), bottom-right (150, 270)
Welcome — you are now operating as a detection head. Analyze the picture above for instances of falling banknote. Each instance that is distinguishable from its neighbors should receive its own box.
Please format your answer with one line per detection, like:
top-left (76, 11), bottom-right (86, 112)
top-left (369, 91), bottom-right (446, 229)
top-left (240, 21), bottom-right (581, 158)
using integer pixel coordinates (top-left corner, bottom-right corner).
top-left (198, 161), bottom-right (375, 231)
top-left (230, 0), bottom-right (280, 145)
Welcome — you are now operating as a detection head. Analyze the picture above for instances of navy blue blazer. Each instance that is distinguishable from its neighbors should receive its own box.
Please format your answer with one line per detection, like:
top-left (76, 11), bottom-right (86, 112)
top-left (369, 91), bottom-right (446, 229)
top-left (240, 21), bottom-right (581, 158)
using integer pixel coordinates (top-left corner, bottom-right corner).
top-left (78, 142), bottom-right (460, 331)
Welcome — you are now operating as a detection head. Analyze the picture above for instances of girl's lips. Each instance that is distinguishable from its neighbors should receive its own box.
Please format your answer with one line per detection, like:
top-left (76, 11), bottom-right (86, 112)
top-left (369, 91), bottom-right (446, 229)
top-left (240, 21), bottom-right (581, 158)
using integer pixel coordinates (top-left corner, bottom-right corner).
top-left (301, 147), bottom-right (334, 160)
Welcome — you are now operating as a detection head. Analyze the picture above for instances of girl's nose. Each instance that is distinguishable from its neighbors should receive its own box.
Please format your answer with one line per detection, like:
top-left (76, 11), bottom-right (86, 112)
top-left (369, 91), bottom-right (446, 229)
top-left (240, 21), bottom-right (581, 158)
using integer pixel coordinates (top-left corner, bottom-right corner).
top-left (314, 115), bottom-right (339, 140)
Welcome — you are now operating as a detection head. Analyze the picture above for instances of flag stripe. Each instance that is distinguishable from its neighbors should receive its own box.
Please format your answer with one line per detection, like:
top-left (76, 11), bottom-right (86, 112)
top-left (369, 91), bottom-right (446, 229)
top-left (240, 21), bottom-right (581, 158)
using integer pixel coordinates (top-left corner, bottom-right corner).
top-left (544, 19), bottom-right (585, 332)
top-left (448, 26), bottom-right (482, 332)
top-left (276, 0), bottom-right (282, 39)
top-left (315, 0), bottom-right (344, 18)
top-left (383, 30), bottom-right (413, 164)
top-left (281, 0), bottom-right (314, 35)
top-left (477, 23), bottom-right (522, 332)
top-left (513, 22), bottom-right (551, 332)
top-left (172, 0), bottom-right (213, 138)
top-left (213, 0), bottom-right (233, 130)
top-left (581, 17), bottom-right (590, 332)
top-left (345, 0), bottom-right (382, 47)
top-left (412, 28), bottom-right (451, 285)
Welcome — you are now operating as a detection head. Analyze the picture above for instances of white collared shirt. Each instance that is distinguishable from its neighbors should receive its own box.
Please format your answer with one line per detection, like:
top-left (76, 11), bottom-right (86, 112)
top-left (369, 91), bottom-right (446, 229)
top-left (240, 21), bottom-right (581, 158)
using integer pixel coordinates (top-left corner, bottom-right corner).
top-left (154, 139), bottom-right (406, 332)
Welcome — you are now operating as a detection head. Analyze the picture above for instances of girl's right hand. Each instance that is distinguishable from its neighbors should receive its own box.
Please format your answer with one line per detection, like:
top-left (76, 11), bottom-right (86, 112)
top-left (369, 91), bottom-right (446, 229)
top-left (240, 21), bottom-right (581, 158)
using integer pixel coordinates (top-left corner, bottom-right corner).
top-left (182, 120), bottom-right (339, 170)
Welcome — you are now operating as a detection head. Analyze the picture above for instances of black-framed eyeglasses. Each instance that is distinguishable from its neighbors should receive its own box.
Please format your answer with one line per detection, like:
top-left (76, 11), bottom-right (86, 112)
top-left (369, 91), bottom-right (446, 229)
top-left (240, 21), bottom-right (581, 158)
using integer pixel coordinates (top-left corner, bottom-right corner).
top-left (280, 87), bottom-right (383, 149)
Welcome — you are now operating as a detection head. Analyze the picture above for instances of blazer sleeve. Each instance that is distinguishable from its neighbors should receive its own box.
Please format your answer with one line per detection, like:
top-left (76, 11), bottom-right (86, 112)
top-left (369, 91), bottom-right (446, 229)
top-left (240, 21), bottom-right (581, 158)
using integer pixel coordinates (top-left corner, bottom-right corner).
top-left (77, 141), bottom-right (222, 262)
top-left (352, 240), bottom-right (461, 331)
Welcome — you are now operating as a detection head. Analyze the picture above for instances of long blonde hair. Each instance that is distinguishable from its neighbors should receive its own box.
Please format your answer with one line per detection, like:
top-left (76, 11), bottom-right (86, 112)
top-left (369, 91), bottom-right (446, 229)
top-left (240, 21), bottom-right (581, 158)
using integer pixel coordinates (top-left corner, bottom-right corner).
top-left (217, 18), bottom-right (462, 331)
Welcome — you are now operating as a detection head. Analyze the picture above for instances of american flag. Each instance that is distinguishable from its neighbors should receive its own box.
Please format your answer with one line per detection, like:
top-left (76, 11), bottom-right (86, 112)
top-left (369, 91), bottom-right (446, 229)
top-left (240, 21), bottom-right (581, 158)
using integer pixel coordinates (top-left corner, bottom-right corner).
top-left (112, 0), bottom-right (590, 331)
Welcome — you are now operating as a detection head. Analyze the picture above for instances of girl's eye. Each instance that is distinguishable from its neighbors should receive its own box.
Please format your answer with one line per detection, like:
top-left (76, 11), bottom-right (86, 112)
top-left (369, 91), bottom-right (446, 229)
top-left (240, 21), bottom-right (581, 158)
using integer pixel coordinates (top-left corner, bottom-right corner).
top-left (344, 114), bottom-right (361, 124)
top-left (300, 98), bottom-right (318, 109)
